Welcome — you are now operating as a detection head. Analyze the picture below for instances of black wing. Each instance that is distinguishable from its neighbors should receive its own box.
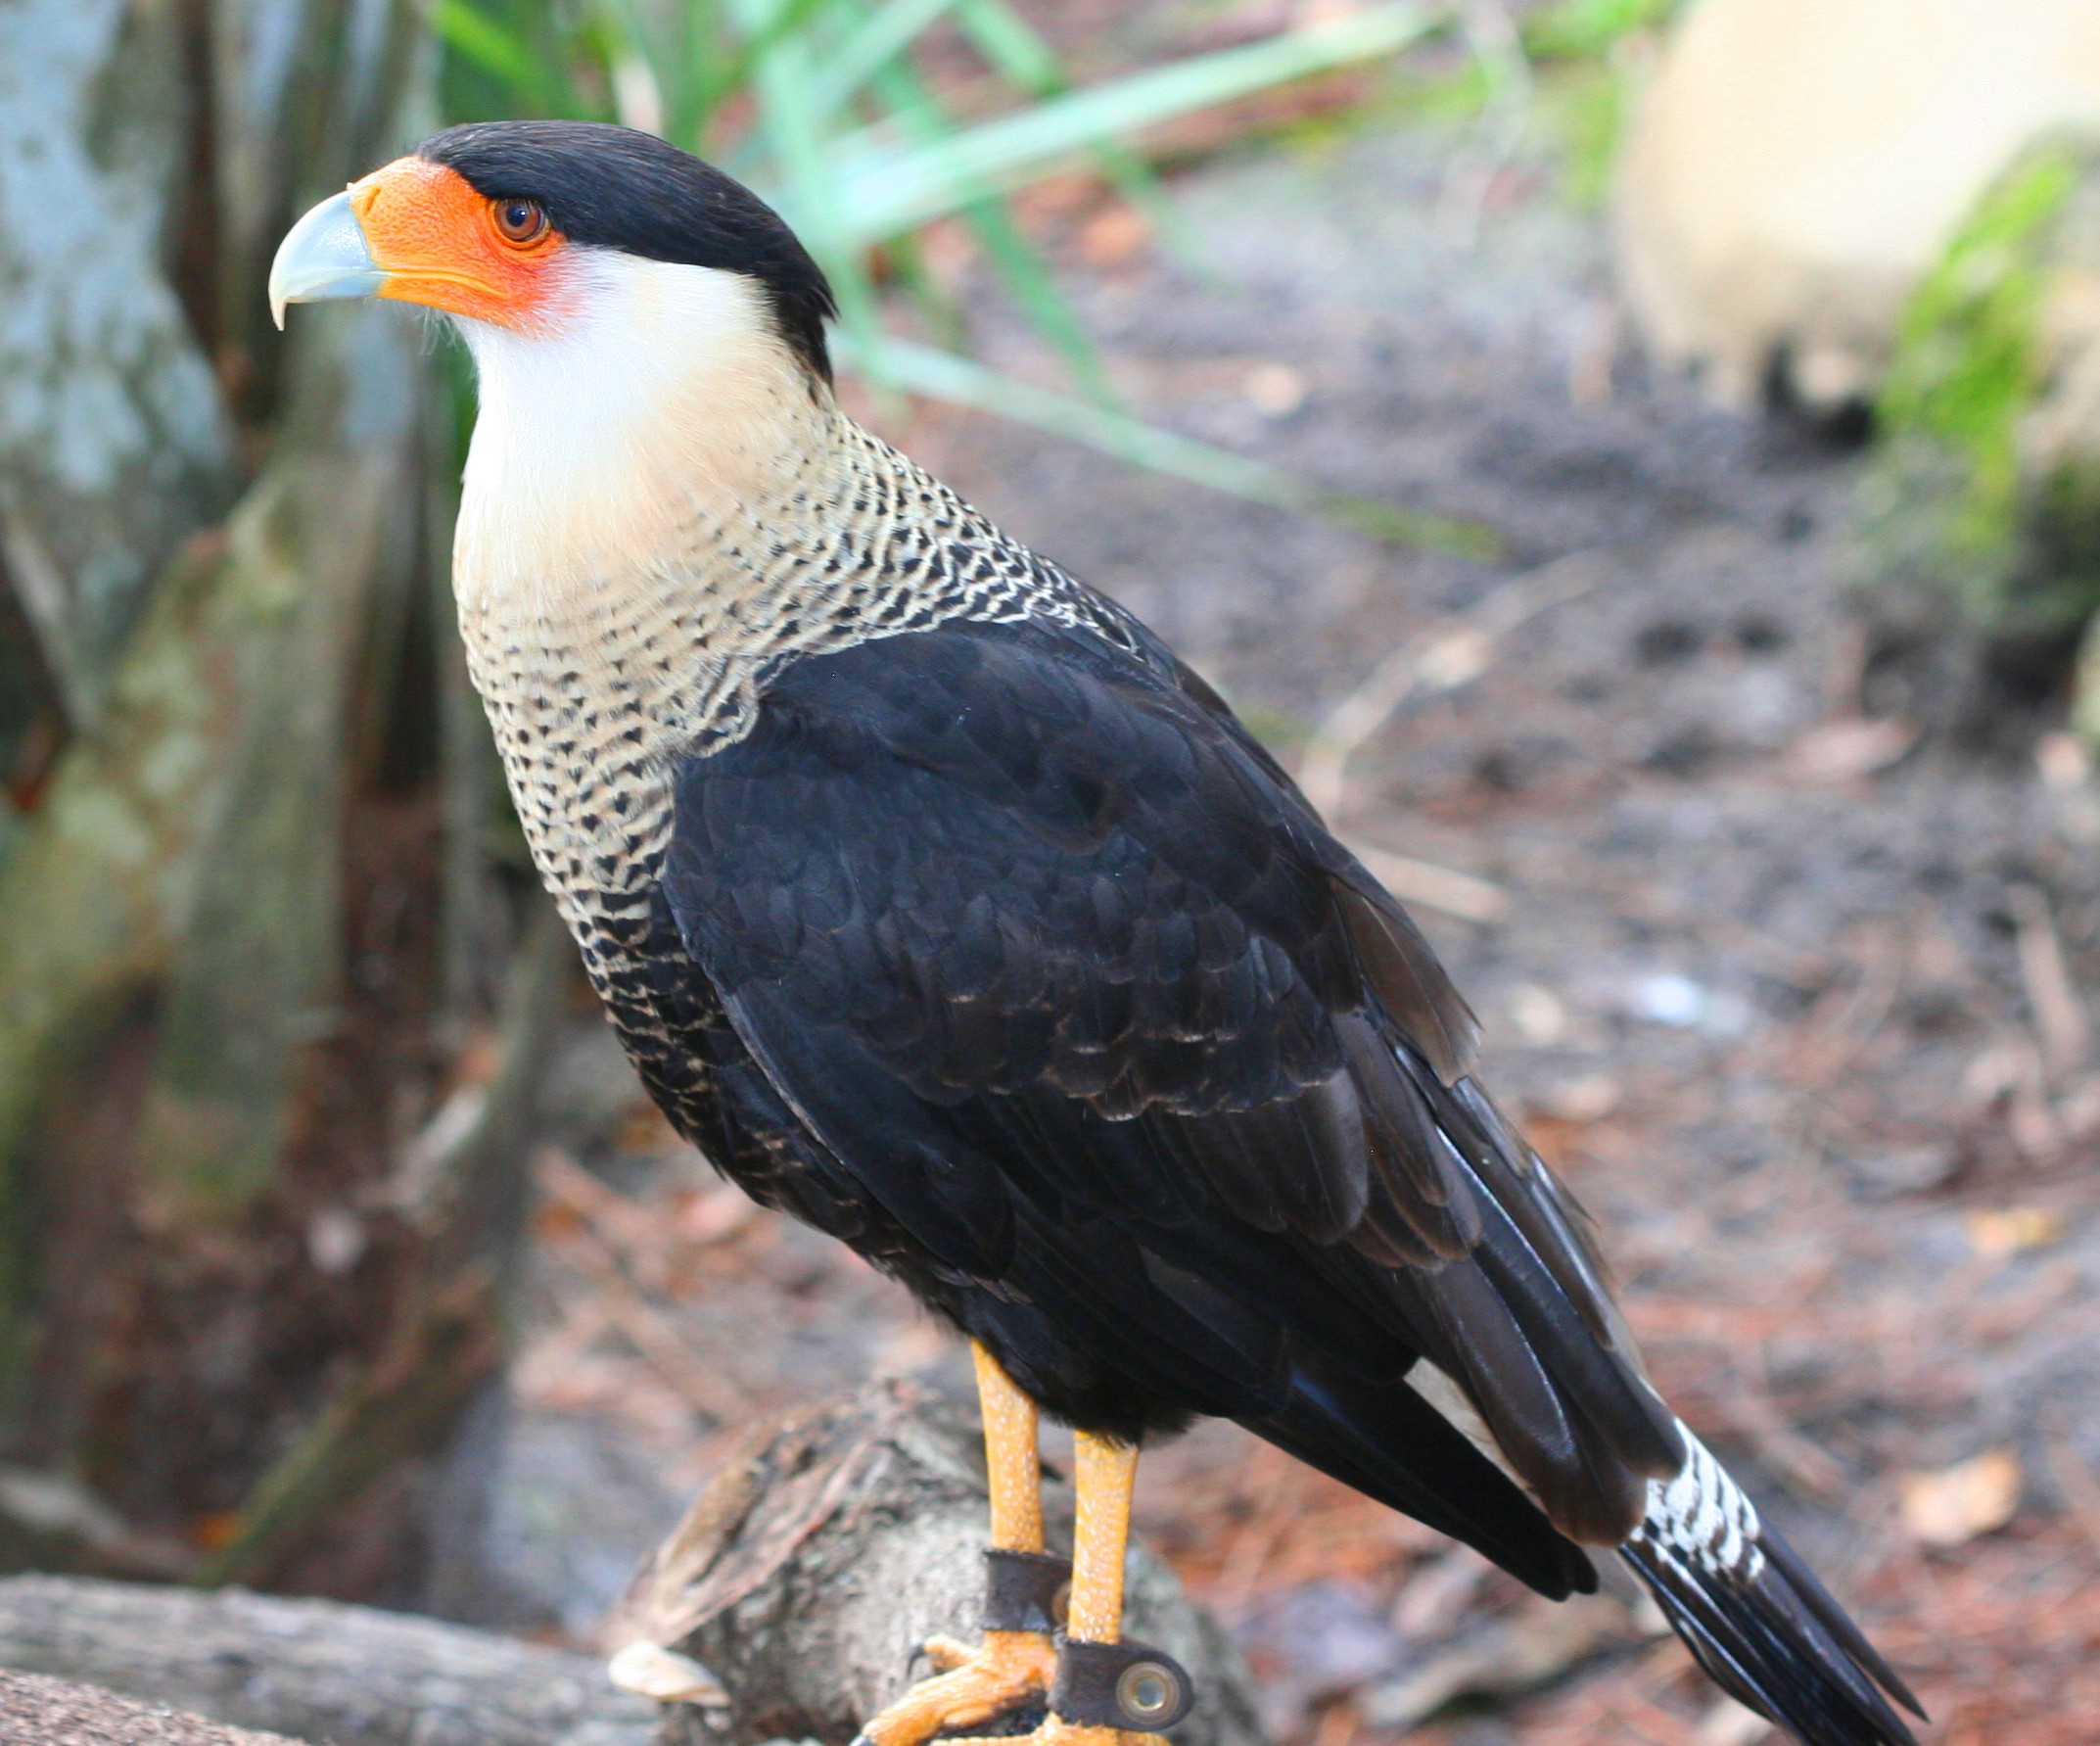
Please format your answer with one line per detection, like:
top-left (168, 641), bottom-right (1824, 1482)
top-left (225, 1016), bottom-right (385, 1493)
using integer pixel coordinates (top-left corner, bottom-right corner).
top-left (662, 614), bottom-right (1683, 1574)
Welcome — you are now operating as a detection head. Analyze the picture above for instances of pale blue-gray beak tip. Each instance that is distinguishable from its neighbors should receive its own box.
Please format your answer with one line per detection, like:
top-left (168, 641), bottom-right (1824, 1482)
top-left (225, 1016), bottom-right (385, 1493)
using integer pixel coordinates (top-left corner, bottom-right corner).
top-left (268, 189), bottom-right (385, 330)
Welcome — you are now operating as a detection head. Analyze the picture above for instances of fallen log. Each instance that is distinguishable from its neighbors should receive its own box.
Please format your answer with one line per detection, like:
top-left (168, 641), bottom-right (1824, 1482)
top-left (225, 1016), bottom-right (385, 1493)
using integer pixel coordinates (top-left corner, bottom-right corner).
top-left (0, 1671), bottom-right (305, 1746)
top-left (0, 1381), bottom-right (1266, 1746)
top-left (612, 1377), bottom-right (1269, 1746)
top-left (0, 1576), bottom-right (654, 1746)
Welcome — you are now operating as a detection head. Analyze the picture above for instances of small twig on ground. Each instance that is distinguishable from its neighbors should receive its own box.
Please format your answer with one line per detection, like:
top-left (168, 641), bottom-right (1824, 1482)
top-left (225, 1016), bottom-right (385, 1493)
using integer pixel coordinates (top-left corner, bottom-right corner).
top-left (2042, 1420), bottom-right (2100, 1561)
top-left (1731, 1351), bottom-right (1845, 1500)
top-left (1390, 1544), bottom-right (1492, 1636)
top-left (553, 1218), bottom-right (748, 1423)
top-left (511, 1289), bottom-right (616, 1395)
top-left (1298, 551), bottom-right (1612, 821)
top-left (2008, 884), bottom-right (2091, 1084)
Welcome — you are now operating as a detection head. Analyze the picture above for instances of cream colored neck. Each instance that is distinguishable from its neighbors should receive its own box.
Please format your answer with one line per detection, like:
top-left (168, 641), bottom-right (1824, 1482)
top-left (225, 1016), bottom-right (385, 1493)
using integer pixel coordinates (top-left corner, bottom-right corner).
top-left (449, 252), bottom-right (849, 634)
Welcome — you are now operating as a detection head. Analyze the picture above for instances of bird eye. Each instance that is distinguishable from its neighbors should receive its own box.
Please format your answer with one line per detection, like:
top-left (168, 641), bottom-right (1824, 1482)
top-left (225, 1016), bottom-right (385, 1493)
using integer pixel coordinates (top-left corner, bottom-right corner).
top-left (492, 197), bottom-right (547, 245)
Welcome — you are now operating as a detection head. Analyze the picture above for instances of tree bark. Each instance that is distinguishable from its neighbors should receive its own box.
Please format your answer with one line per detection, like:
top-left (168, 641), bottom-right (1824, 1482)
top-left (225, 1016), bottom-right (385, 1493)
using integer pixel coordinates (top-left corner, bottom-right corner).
top-left (0, 0), bottom-right (556, 1601)
top-left (0, 1385), bottom-right (1269, 1746)
top-left (0, 1577), bottom-right (653, 1746)
top-left (0, 0), bottom-right (239, 745)
top-left (0, 1671), bottom-right (306, 1746)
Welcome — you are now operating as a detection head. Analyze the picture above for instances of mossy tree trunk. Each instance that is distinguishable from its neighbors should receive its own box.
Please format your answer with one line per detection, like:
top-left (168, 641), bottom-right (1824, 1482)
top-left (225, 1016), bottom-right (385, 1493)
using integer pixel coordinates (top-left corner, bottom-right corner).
top-left (0, 0), bottom-right (559, 1601)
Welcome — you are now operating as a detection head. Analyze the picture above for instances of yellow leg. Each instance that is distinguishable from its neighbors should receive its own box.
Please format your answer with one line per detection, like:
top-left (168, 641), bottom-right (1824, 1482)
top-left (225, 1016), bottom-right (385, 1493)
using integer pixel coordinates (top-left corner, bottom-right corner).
top-left (855, 1344), bottom-right (1060, 1746)
top-left (1037, 1432), bottom-right (1144, 1746)
top-left (1065, 1431), bottom-right (1138, 1645)
top-left (980, 1341), bottom-right (1047, 1554)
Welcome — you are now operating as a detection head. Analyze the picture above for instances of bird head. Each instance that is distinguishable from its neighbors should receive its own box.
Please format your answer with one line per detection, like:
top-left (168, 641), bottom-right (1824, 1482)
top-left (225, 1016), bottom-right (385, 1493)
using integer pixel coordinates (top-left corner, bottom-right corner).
top-left (273, 122), bottom-right (845, 592)
top-left (270, 120), bottom-right (836, 380)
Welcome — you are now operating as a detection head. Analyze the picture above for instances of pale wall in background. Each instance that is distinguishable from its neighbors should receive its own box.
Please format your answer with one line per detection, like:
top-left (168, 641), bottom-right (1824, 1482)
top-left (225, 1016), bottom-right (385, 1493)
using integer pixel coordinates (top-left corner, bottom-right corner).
top-left (1615, 0), bottom-right (2100, 410)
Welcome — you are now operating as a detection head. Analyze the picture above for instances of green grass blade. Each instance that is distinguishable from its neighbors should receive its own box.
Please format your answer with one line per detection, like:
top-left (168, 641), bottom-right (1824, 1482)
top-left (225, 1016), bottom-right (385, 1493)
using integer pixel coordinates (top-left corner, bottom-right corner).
top-left (806, 0), bottom-right (964, 121)
top-left (845, 334), bottom-right (1500, 555)
top-left (432, 0), bottom-right (576, 112)
top-left (726, 0), bottom-right (887, 351)
top-left (702, 0), bottom-right (850, 118)
top-left (960, 0), bottom-right (1205, 267)
top-left (953, 0), bottom-right (1059, 92)
top-left (870, 58), bottom-right (1123, 407)
top-left (831, 4), bottom-right (1435, 242)
top-left (877, 225), bottom-right (966, 350)
top-left (955, 0), bottom-right (1205, 269)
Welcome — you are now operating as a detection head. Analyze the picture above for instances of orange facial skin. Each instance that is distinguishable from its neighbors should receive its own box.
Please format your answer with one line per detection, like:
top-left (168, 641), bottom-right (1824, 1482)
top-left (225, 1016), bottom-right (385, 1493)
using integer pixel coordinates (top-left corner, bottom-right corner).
top-left (350, 157), bottom-right (570, 330)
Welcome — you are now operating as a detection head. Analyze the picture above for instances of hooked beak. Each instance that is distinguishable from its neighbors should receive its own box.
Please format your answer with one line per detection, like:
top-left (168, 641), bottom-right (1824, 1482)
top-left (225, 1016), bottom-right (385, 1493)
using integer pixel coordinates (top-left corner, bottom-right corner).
top-left (271, 159), bottom-right (567, 332)
top-left (268, 190), bottom-right (385, 329)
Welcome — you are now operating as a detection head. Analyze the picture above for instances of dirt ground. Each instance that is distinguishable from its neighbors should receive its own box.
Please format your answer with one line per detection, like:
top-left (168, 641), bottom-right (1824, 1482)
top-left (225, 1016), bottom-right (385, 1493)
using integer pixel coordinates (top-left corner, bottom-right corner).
top-left (445, 104), bottom-right (2100, 1746)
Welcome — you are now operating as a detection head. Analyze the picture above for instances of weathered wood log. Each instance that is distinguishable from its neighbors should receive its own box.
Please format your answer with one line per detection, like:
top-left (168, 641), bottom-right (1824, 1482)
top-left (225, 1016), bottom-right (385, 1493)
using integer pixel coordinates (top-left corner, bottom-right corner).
top-left (0, 1384), bottom-right (1268, 1746)
top-left (0, 1575), bottom-right (654, 1746)
top-left (612, 1378), bottom-right (1269, 1746)
top-left (0, 1671), bottom-right (306, 1746)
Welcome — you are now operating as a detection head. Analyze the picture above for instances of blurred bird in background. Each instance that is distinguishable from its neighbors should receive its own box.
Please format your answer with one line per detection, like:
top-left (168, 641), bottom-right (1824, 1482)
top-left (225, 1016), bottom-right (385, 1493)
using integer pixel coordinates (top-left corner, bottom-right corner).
top-left (272, 120), bottom-right (1926, 1746)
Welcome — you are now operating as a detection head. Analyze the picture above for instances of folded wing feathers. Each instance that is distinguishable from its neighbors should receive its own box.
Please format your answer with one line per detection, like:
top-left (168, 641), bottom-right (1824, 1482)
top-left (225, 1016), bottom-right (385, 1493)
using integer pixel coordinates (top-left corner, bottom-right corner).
top-left (1313, 974), bottom-right (1684, 1543)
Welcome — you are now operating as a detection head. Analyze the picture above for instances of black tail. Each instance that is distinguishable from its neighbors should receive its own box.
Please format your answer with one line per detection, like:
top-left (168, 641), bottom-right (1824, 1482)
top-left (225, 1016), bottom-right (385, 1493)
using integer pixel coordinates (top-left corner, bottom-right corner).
top-left (1621, 1429), bottom-right (1924, 1746)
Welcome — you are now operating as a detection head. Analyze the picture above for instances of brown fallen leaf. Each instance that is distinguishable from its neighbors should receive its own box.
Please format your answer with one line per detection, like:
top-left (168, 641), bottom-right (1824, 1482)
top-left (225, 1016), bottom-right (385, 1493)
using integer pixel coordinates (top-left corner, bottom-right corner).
top-left (1075, 201), bottom-right (1149, 268)
top-left (1964, 1205), bottom-right (2066, 1260)
top-left (1899, 1448), bottom-right (2023, 1547)
top-left (1782, 716), bottom-right (1918, 782)
top-left (1244, 361), bottom-right (1309, 418)
top-left (1534, 1075), bottom-right (1621, 1123)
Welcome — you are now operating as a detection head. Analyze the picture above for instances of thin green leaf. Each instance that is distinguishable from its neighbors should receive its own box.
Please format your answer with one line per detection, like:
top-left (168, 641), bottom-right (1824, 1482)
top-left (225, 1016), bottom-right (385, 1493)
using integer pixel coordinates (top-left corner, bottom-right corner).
top-left (701, 0), bottom-right (848, 118)
top-left (844, 334), bottom-right (1500, 556)
top-left (878, 226), bottom-right (967, 350)
top-left (830, 4), bottom-right (1435, 241)
top-left (871, 58), bottom-right (1122, 407)
top-left (957, 0), bottom-right (1205, 269)
top-left (806, 0), bottom-right (964, 122)
top-left (432, 0), bottom-right (573, 111)
top-left (726, 0), bottom-right (885, 351)
top-left (954, 0), bottom-right (1059, 94)
top-left (590, 0), bottom-right (686, 135)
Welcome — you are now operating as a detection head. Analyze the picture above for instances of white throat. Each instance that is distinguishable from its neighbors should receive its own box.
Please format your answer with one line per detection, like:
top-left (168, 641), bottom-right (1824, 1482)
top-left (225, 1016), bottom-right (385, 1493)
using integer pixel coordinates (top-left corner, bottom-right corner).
top-left (450, 252), bottom-right (824, 615)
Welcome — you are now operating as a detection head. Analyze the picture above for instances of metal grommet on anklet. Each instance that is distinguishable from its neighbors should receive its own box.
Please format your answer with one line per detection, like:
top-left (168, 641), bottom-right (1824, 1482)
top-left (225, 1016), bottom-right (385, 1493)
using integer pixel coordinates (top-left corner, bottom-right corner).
top-left (1050, 1637), bottom-right (1195, 1732)
top-left (982, 1547), bottom-right (1073, 1633)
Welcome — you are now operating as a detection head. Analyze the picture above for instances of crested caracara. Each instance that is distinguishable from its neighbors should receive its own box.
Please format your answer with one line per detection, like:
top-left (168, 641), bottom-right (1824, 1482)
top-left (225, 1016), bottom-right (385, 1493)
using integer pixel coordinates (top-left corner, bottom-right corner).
top-left (272, 121), bottom-right (1923, 1746)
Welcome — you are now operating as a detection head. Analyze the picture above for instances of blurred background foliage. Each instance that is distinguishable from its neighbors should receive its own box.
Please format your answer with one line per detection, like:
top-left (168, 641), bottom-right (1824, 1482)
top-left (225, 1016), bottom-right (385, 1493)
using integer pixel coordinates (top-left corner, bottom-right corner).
top-left (426, 0), bottom-right (1507, 544)
top-left (1866, 138), bottom-right (2100, 651)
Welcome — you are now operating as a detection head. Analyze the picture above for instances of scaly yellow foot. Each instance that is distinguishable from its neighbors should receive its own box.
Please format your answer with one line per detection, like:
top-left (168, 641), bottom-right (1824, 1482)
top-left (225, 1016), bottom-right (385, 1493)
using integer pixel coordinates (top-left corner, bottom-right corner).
top-left (852, 1629), bottom-right (1057, 1746)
